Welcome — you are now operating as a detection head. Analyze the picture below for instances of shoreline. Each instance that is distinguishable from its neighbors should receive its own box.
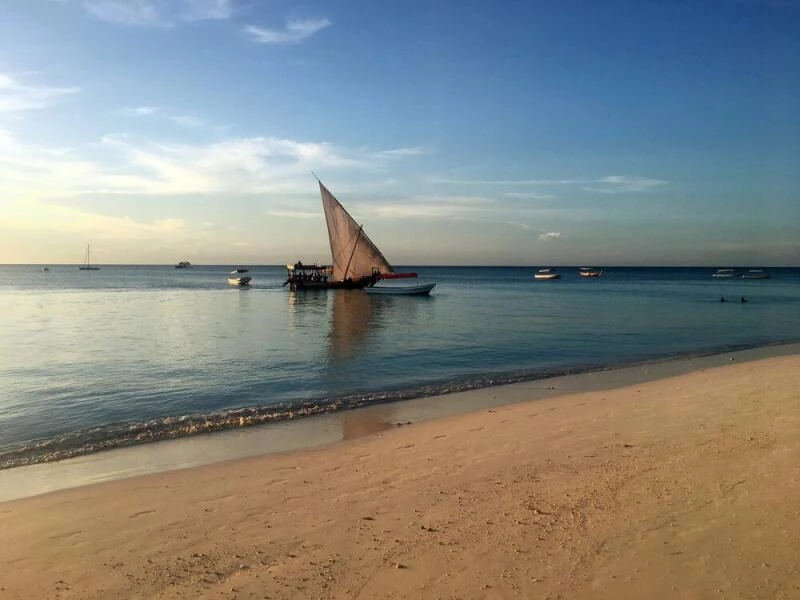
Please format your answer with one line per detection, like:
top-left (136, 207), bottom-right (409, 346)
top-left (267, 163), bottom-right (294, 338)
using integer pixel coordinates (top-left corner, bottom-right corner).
top-left (1, 341), bottom-right (798, 503)
top-left (2, 339), bottom-right (797, 472)
top-left (1, 351), bottom-right (799, 598)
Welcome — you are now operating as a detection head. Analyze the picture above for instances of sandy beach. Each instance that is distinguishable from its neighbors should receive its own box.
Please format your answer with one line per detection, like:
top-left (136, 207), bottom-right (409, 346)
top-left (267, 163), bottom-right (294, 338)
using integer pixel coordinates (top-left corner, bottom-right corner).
top-left (2, 354), bottom-right (799, 599)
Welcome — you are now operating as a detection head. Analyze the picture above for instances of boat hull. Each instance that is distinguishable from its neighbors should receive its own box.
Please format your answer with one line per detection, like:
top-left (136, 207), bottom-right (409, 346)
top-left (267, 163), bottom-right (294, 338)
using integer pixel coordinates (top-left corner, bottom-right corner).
top-left (365, 283), bottom-right (436, 296)
top-left (291, 276), bottom-right (374, 290)
top-left (228, 277), bottom-right (252, 286)
top-left (534, 273), bottom-right (560, 280)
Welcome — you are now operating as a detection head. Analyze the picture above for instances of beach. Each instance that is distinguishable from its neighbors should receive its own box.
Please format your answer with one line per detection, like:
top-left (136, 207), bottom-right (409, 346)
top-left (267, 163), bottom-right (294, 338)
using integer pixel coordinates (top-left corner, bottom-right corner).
top-left (2, 354), bottom-right (799, 599)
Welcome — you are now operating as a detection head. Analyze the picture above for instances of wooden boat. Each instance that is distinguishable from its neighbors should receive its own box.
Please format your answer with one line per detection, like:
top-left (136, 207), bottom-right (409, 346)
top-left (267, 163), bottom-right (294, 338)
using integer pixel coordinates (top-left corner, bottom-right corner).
top-left (712, 268), bottom-right (737, 279)
top-left (579, 267), bottom-right (602, 277)
top-left (227, 269), bottom-right (252, 286)
top-left (741, 269), bottom-right (770, 280)
top-left (365, 283), bottom-right (436, 296)
top-left (78, 243), bottom-right (100, 270)
top-left (534, 268), bottom-right (560, 280)
top-left (287, 178), bottom-right (423, 291)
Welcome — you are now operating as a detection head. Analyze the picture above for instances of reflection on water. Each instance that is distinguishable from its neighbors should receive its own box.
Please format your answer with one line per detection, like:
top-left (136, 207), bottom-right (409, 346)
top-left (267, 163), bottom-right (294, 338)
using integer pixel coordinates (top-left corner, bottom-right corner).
top-left (286, 289), bottom-right (329, 331)
top-left (326, 290), bottom-right (380, 363)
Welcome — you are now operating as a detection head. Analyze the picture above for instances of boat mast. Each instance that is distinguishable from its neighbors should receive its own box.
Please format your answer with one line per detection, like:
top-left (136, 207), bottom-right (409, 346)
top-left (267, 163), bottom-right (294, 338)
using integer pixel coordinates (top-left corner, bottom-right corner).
top-left (342, 226), bottom-right (364, 281)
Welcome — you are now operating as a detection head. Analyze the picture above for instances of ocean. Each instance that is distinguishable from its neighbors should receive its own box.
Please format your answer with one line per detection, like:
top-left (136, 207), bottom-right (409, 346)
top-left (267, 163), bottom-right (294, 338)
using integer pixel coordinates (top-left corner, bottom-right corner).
top-left (1, 265), bottom-right (799, 469)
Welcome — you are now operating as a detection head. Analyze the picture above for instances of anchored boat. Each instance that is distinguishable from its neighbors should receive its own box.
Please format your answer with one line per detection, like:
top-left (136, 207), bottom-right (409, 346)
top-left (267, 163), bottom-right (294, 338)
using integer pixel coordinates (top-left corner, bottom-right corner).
top-left (227, 269), bottom-right (252, 286)
top-left (534, 268), bottom-right (560, 280)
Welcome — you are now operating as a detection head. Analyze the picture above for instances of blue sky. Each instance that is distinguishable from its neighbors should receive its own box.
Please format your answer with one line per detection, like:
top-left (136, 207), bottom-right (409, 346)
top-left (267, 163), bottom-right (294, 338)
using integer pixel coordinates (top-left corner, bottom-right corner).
top-left (0, 0), bottom-right (798, 265)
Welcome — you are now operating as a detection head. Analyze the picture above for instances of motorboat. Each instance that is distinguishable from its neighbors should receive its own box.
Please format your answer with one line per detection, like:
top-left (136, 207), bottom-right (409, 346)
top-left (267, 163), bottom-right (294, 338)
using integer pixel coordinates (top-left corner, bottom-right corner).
top-left (534, 268), bottom-right (560, 280)
top-left (741, 269), bottom-right (770, 280)
top-left (712, 268), bottom-right (737, 278)
top-left (365, 282), bottom-right (436, 296)
top-left (579, 267), bottom-right (602, 277)
top-left (227, 269), bottom-right (252, 286)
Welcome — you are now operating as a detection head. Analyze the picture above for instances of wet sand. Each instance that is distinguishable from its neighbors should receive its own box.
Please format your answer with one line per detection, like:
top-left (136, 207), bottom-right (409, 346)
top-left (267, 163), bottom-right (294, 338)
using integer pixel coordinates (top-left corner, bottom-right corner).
top-left (1, 353), bottom-right (799, 599)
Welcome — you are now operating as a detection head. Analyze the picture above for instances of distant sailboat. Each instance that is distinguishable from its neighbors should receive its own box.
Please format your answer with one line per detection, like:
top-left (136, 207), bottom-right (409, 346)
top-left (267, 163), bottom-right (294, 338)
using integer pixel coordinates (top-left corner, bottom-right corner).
top-left (286, 178), bottom-right (417, 290)
top-left (78, 244), bottom-right (100, 270)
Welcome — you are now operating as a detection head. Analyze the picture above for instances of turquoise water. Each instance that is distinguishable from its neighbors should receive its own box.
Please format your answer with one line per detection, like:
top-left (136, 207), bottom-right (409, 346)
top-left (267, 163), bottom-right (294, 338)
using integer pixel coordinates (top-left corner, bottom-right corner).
top-left (1, 265), bottom-right (799, 467)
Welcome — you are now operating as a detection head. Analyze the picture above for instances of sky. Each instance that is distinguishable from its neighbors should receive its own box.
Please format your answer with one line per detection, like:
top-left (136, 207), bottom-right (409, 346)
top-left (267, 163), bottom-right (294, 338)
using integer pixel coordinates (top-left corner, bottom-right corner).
top-left (0, 0), bottom-right (798, 266)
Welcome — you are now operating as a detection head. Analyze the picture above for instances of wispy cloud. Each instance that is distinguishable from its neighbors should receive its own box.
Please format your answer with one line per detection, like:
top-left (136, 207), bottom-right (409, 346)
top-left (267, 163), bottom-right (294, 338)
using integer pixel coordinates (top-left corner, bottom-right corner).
top-left (366, 195), bottom-right (495, 219)
top-left (431, 174), bottom-right (668, 194)
top-left (245, 18), bottom-right (331, 44)
top-left (117, 105), bottom-right (161, 117)
top-left (82, 0), bottom-right (234, 26)
top-left (0, 129), bottom-right (425, 198)
top-left (430, 177), bottom-right (580, 186)
top-left (269, 210), bottom-right (322, 219)
top-left (539, 231), bottom-right (562, 241)
top-left (583, 176), bottom-right (668, 194)
top-left (377, 147), bottom-right (430, 158)
top-left (180, 0), bottom-right (233, 21)
top-left (116, 105), bottom-right (222, 131)
top-left (505, 192), bottom-right (557, 201)
top-left (0, 72), bottom-right (79, 113)
top-left (83, 0), bottom-right (165, 26)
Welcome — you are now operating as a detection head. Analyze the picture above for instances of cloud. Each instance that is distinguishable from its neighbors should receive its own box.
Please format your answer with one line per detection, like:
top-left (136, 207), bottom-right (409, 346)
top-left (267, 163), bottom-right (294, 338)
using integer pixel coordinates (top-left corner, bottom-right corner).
top-left (430, 177), bottom-right (581, 186)
top-left (83, 0), bottom-right (165, 26)
top-left (0, 72), bottom-right (79, 113)
top-left (377, 148), bottom-right (430, 158)
top-left (116, 106), bottom-right (223, 131)
top-left (431, 175), bottom-right (668, 194)
top-left (0, 129), bottom-right (426, 198)
top-left (245, 18), bottom-right (331, 44)
top-left (504, 192), bottom-right (557, 201)
top-left (269, 210), bottom-right (322, 219)
top-left (117, 105), bottom-right (161, 117)
top-left (366, 195), bottom-right (495, 219)
top-left (539, 231), bottom-right (562, 240)
top-left (180, 0), bottom-right (233, 21)
top-left (82, 0), bottom-right (233, 26)
top-left (583, 176), bottom-right (668, 194)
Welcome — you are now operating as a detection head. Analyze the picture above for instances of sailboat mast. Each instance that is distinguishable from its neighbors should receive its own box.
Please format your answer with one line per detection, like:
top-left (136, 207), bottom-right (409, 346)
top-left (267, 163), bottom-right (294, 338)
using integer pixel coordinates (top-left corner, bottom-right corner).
top-left (342, 226), bottom-right (364, 281)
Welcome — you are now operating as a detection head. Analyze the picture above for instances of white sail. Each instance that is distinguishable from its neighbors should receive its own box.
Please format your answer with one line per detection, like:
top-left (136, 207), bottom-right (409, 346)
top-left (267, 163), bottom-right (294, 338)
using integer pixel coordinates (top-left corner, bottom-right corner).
top-left (319, 182), bottom-right (393, 281)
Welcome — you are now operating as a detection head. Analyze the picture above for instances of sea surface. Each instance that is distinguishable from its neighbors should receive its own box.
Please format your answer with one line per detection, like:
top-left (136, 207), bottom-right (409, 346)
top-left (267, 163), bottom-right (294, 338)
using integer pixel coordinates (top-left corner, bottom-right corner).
top-left (1, 265), bottom-right (799, 469)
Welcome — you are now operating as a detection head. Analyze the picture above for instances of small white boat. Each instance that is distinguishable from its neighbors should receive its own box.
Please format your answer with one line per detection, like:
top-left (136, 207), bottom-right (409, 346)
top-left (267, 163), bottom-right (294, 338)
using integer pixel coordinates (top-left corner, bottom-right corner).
top-left (534, 268), bottom-right (560, 280)
top-left (227, 269), bottom-right (252, 286)
top-left (579, 267), bottom-right (602, 277)
top-left (741, 269), bottom-right (770, 280)
top-left (365, 282), bottom-right (436, 296)
top-left (712, 268), bottom-right (737, 279)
